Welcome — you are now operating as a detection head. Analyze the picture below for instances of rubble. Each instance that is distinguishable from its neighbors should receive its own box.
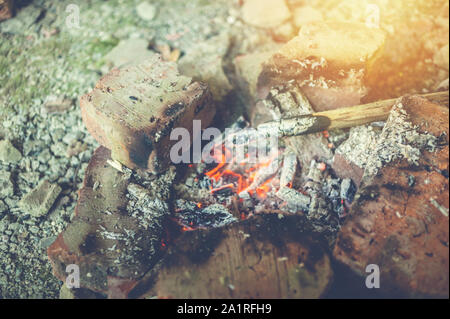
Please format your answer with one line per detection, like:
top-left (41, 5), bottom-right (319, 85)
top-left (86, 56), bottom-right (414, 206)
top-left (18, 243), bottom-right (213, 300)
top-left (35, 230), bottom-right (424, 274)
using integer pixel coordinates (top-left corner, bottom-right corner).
top-left (257, 22), bottom-right (386, 110)
top-left (0, 171), bottom-right (14, 199)
top-left (80, 54), bottom-right (215, 172)
top-left (241, 0), bottom-right (291, 29)
top-left (136, 2), bottom-right (157, 21)
top-left (0, 139), bottom-right (22, 164)
top-left (104, 39), bottom-right (155, 69)
top-left (19, 179), bottom-right (62, 217)
top-left (43, 96), bottom-right (73, 113)
top-left (178, 33), bottom-right (232, 102)
top-left (233, 50), bottom-right (277, 114)
top-left (333, 95), bottom-right (449, 298)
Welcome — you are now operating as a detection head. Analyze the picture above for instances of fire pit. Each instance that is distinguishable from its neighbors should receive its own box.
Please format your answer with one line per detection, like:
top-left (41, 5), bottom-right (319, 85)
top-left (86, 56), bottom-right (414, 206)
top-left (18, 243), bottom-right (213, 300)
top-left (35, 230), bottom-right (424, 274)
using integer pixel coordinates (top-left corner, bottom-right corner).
top-left (45, 1), bottom-right (449, 300)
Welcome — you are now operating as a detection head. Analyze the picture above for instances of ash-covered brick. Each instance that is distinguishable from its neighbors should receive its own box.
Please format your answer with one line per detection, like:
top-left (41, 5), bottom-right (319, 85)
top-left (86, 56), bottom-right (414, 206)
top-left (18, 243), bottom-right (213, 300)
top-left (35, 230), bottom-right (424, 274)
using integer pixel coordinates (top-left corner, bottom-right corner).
top-left (333, 96), bottom-right (449, 298)
top-left (258, 22), bottom-right (386, 110)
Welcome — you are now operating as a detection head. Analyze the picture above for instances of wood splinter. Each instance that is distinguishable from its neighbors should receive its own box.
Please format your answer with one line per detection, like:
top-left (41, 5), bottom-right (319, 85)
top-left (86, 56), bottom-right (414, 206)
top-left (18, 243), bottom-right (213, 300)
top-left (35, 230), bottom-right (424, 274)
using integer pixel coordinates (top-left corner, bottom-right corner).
top-left (258, 91), bottom-right (449, 137)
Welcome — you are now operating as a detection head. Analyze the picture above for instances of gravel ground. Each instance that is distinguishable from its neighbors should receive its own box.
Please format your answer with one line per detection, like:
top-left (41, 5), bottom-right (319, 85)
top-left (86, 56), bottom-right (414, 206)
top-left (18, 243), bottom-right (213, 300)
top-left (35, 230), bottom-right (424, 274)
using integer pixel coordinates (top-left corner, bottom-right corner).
top-left (0, 0), bottom-right (245, 299)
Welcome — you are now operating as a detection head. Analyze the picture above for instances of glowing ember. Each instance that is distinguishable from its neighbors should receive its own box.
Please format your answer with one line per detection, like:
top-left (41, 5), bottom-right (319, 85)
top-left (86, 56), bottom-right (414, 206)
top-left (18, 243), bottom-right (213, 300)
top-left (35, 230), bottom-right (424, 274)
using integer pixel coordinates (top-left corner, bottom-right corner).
top-left (204, 141), bottom-right (280, 200)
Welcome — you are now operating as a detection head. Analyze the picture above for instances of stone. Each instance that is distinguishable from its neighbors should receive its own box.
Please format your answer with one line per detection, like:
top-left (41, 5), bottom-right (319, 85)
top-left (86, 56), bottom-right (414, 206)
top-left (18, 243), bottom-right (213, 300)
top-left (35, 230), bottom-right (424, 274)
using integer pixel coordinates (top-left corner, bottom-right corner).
top-left (0, 139), bottom-right (22, 164)
top-left (233, 49), bottom-right (279, 116)
top-left (43, 95), bottom-right (73, 113)
top-left (149, 215), bottom-right (333, 298)
top-left (104, 38), bottom-right (155, 68)
top-left (80, 54), bottom-right (215, 172)
top-left (19, 179), bottom-right (62, 217)
top-left (258, 22), bottom-right (386, 110)
top-left (292, 6), bottom-right (323, 28)
top-left (59, 285), bottom-right (75, 299)
top-left (178, 33), bottom-right (232, 102)
top-left (136, 2), bottom-right (157, 21)
top-left (333, 96), bottom-right (449, 298)
top-left (0, 0), bottom-right (13, 21)
top-left (0, 171), bottom-right (14, 199)
top-left (241, 0), bottom-right (291, 29)
top-left (0, 199), bottom-right (7, 213)
top-left (271, 22), bottom-right (295, 42)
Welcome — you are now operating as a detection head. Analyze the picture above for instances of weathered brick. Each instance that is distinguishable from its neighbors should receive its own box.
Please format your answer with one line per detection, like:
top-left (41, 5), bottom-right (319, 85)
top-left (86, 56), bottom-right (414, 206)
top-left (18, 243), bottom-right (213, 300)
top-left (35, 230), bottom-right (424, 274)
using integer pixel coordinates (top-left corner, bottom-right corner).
top-left (333, 96), bottom-right (449, 298)
top-left (80, 54), bottom-right (215, 173)
top-left (258, 22), bottom-right (386, 111)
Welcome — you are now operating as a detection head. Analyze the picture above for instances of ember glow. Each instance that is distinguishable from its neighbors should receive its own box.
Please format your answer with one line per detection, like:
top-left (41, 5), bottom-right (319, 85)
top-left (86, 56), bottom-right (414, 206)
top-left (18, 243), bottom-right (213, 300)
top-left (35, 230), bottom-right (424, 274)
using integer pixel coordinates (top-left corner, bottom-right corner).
top-left (204, 133), bottom-right (282, 200)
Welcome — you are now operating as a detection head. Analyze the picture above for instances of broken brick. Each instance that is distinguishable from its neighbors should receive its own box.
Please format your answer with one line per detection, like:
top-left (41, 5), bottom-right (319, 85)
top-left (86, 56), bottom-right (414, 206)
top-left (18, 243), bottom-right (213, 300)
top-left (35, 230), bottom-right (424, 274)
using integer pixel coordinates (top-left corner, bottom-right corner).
top-left (80, 54), bottom-right (215, 172)
top-left (333, 96), bottom-right (449, 298)
top-left (258, 22), bottom-right (386, 110)
top-left (48, 146), bottom-right (176, 298)
top-left (19, 179), bottom-right (61, 217)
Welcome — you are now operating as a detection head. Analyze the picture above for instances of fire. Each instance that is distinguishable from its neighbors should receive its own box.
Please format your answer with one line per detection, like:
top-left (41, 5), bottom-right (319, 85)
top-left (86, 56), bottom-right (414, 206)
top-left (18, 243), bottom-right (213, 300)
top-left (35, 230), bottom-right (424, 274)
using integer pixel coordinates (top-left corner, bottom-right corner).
top-left (204, 143), bottom-right (278, 199)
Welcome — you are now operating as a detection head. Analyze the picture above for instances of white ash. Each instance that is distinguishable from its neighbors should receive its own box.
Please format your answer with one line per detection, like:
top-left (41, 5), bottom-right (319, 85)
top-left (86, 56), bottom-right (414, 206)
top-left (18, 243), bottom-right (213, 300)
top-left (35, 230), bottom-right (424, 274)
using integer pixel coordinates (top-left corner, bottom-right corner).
top-left (364, 101), bottom-right (439, 177)
top-left (335, 125), bottom-right (382, 170)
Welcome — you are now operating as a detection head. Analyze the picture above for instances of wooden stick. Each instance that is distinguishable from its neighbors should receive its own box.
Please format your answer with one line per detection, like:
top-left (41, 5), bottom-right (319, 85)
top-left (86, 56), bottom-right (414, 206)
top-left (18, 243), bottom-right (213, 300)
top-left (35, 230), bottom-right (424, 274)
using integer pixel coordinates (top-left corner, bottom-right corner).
top-left (257, 91), bottom-right (449, 137)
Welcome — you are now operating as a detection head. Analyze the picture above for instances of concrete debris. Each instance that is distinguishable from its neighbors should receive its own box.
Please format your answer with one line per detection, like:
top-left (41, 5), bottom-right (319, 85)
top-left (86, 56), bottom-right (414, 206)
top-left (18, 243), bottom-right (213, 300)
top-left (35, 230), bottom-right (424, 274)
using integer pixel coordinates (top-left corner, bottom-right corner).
top-left (0, 171), bottom-right (14, 199)
top-left (0, 139), bottom-right (22, 164)
top-left (43, 96), bottom-right (73, 113)
top-left (19, 179), bottom-right (61, 217)
top-left (136, 2), bottom-right (157, 21)
top-left (104, 38), bottom-right (155, 68)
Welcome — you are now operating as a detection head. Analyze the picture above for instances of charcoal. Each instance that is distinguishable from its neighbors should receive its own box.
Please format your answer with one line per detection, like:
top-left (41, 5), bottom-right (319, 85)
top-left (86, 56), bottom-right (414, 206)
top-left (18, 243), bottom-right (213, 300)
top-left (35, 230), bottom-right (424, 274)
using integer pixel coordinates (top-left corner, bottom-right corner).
top-left (175, 200), bottom-right (236, 229)
top-left (279, 151), bottom-right (297, 188)
top-left (275, 187), bottom-right (310, 213)
top-left (339, 178), bottom-right (356, 204)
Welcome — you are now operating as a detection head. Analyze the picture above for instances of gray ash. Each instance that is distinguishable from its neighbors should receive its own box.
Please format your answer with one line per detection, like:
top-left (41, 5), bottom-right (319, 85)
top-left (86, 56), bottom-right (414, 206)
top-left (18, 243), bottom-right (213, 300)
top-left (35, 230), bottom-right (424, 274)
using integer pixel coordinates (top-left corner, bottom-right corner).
top-left (175, 199), bottom-right (236, 229)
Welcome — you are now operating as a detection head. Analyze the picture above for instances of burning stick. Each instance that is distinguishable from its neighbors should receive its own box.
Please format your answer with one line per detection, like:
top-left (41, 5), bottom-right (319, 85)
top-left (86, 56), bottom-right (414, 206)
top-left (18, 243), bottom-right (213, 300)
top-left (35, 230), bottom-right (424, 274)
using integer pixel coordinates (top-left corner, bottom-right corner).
top-left (279, 151), bottom-right (297, 188)
top-left (258, 91), bottom-right (449, 137)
